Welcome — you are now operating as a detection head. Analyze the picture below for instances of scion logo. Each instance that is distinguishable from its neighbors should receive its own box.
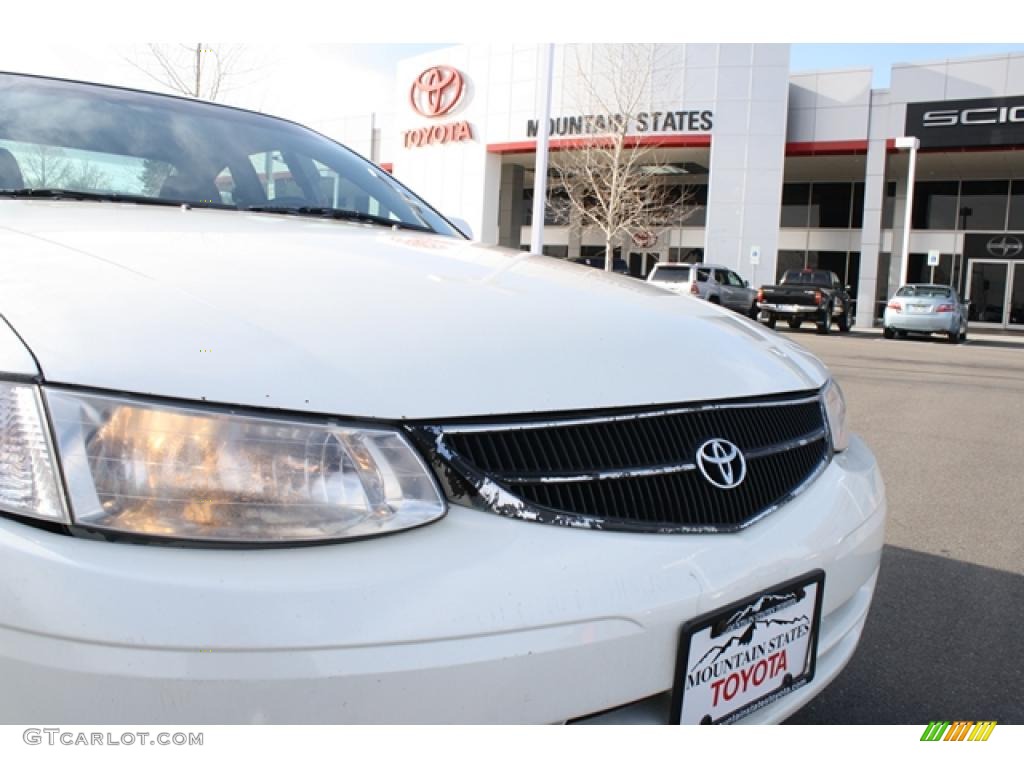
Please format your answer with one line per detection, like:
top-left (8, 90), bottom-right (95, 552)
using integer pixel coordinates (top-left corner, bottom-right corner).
top-left (696, 439), bottom-right (746, 489)
top-left (986, 235), bottom-right (1024, 258)
top-left (409, 66), bottom-right (465, 118)
top-left (907, 96), bottom-right (1024, 148)
top-left (922, 106), bottom-right (1024, 127)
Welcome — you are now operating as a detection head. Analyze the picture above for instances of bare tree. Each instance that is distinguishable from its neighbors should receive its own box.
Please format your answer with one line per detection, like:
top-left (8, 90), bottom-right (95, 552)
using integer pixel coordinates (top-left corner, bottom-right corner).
top-left (21, 145), bottom-right (71, 188)
top-left (126, 44), bottom-right (262, 196)
top-left (548, 44), bottom-right (697, 271)
top-left (126, 43), bottom-right (255, 101)
top-left (66, 161), bottom-right (110, 192)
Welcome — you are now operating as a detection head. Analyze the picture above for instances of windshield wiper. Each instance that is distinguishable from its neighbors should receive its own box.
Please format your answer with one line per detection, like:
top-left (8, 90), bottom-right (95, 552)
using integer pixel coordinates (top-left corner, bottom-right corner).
top-left (0, 188), bottom-right (230, 209)
top-left (243, 205), bottom-right (433, 233)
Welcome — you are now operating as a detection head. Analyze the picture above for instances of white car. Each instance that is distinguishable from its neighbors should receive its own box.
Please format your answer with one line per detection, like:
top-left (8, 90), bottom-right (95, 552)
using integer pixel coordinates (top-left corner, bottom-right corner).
top-left (0, 73), bottom-right (886, 724)
top-left (883, 284), bottom-right (968, 343)
top-left (647, 262), bottom-right (760, 317)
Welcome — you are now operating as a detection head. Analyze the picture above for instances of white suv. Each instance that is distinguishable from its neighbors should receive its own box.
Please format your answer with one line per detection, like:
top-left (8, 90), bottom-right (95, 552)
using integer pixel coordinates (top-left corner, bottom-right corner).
top-left (0, 73), bottom-right (886, 725)
top-left (648, 262), bottom-right (760, 317)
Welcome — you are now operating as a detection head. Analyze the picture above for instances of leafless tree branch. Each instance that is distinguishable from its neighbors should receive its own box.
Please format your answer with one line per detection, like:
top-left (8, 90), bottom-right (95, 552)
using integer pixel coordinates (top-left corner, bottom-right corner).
top-left (124, 43), bottom-right (262, 102)
top-left (548, 44), bottom-right (698, 271)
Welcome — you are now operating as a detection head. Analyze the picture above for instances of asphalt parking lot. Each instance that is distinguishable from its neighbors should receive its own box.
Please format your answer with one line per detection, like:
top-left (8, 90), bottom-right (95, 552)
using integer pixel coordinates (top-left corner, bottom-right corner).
top-left (781, 328), bottom-right (1024, 724)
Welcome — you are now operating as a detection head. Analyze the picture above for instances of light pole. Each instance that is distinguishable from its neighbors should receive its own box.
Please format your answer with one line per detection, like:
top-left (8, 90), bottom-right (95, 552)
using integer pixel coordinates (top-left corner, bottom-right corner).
top-left (895, 136), bottom-right (920, 287)
top-left (530, 44), bottom-right (555, 256)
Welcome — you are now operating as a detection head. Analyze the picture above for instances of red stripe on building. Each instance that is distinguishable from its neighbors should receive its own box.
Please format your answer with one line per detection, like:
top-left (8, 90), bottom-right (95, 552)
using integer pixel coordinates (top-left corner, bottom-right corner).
top-left (785, 140), bottom-right (870, 156)
top-left (486, 134), bottom-right (713, 154)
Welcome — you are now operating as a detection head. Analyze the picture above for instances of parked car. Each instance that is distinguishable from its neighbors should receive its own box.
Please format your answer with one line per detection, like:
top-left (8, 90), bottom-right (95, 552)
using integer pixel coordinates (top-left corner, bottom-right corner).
top-left (647, 262), bottom-right (759, 317)
top-left (0, 72), bottom-right (886, 725)
top-left (883, 284), bottom-right (967, 343)
top-left (757, 269), bottom-right (853, 334)
top-left (571, 254), bottom-right (630, 274)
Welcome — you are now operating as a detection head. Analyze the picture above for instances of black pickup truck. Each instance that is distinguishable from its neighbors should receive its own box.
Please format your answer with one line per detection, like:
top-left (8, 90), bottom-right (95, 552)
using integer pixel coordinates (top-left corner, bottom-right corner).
top-left (756, 269), bottom-right (853, 334)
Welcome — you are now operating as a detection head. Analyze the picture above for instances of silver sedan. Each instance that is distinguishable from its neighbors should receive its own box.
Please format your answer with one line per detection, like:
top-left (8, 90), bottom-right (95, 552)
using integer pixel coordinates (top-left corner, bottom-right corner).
top-left (883, 284), bottom-right (967, 343)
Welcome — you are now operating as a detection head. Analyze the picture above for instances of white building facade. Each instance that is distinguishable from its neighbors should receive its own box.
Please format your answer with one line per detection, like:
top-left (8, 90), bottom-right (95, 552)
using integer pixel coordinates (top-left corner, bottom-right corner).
top-left (364, 45), bottom-right (1024, 331)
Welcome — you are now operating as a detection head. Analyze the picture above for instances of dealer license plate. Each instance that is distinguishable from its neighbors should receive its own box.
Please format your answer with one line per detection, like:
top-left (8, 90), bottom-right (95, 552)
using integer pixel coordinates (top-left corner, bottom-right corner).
top-left (671, 570), bottom-right (824, 724)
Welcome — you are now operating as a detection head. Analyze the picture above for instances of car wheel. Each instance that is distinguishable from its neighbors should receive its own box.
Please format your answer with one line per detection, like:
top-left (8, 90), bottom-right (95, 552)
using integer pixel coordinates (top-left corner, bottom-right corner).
top-left (883, 326), bottom-right (895, 339)
top-left (787, 317), bottom-right (802, 330)
top-left (747, 302), bottom-right (759, 320)
top-left (765, 314), bottom-right (777, 330)
top-left (896, 330), bottom-right (908, 338)
top-left (960, 318), bottom-right (968, 342)
top-left (837, 309), bottom-right (851, 333)
top-left (946, 330), bottom-right (959, 344)
top-left (816, 304), bottom-right (832, 335)
top-left (708, 296), bottom-right (720, 305)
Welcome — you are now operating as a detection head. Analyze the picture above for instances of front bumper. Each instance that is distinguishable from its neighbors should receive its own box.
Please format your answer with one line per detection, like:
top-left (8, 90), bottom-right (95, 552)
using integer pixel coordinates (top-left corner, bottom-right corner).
top-left (0, 436), bottom-right (886, 724)
top-left (883, 309), bottom-right (957, 334)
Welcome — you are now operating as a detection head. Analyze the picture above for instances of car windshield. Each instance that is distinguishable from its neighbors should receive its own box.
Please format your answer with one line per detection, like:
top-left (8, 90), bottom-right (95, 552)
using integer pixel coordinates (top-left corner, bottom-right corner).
top-left (896, 285), bottom-right (953, 298)
top-left (650, 266), bottom-right (691, 283)
top-left (780, 270), bottom-right (834, 287)
top-left (0, 73), bottom-right (459, 236)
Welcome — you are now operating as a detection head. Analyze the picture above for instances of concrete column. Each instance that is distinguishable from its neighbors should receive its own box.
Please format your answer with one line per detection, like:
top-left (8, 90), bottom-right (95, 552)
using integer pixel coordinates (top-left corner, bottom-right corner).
top-left (889, 161), bottom-right (910, 292)
top-left (498, 164), bottom-right (525, 249)
top-left (855, 138), bottom-right (889, 328)
top-left (478, 151), bottom-right (503, 245)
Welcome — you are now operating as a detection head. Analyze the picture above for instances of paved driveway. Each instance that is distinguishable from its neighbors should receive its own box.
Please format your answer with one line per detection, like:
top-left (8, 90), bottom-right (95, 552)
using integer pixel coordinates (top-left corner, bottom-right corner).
top-left (782, 329), bottom-right (1024, 724)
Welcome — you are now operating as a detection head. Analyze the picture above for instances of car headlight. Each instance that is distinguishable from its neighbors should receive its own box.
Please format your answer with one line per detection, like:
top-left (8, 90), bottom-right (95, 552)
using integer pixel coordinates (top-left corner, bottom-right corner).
top-left (0, 381), bottom-right (68, 523)
top-left (40, 388), bottom-right (445, 543)
top-left (822, 378), bottom-right (849, 453)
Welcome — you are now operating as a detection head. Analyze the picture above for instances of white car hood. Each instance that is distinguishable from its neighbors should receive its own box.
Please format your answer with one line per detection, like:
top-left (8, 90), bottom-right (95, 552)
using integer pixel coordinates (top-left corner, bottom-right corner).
top-left (0, 202), bottom-right (827, 420)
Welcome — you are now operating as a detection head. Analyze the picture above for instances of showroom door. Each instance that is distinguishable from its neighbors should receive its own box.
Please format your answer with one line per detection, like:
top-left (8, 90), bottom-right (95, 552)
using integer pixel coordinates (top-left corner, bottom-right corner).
top-left (966, 260), bottom-right (1024, 328)
top-left (1009, 262), bottom-right (1024, 328)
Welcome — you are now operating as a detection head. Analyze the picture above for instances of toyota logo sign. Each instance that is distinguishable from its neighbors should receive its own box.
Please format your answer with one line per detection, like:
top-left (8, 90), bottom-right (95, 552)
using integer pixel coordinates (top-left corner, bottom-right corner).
top-left (632, 230), bottom-right (658, 248)
top-left (986, 235), bottom-right (1024, 259)
top-left (410, 66), bottom-right (465, 119)
top-left (696, 439), bottom-right (747, 490)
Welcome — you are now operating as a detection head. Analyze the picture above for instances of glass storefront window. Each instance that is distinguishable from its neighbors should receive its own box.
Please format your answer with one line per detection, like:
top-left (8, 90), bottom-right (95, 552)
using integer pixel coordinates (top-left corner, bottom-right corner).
top-left (680, 185), bottom-right (707, 227)
top-left (846, 252), bottom-right (860, 297)
top-left (522, 189), bottom-right (571, 226)
top-left (806, 251), bottom-right (848, 285)
top-left (911, 181), bottom-right (958, 230)
top-left (809, 183), bottom-right (853, 228)
top-left (780, 183), bottom-right (810, 227)
top-left (875, 252), bottom-right (892, 318)
top-left (1008, 180), bottom-right (1024, 230)
top-left (882, 182), bottom-right (896, 229)
top-left (958, 180), bottom-right (1009, 230)
top-left (775, 250), bottom-right (805, 281)
top-left (851, 182), bottom-right (865, 229)
top-left (668, 247), bottom-right (704, 263)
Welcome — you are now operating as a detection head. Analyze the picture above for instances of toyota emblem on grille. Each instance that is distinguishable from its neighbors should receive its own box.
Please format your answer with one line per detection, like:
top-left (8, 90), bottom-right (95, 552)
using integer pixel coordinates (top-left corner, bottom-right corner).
top-left (696, 439), bottom-right (747, 489)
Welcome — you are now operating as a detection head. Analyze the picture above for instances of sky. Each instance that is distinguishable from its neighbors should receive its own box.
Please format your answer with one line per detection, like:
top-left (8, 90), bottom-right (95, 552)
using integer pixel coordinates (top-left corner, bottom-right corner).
top-left (1, 42), bottom-right (1022, 134)
top-left (790, 44), bottom-right (1024, 87)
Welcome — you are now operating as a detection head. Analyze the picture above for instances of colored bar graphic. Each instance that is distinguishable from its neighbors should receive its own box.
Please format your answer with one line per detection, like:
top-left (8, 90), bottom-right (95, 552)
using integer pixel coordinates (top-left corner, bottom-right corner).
top-left (921, 721), bottom-right (950, 741)
top-left (968, 721), bottom-right (997, 741)
top-left (944, 721), bottom-right (972, 741)
top-left (920, 720), bottom-right (996, 742)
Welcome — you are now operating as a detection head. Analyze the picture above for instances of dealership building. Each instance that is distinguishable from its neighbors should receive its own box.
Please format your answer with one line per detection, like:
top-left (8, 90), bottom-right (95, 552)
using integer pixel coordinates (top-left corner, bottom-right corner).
top-left (355, 44), bottom-right (1024, 330)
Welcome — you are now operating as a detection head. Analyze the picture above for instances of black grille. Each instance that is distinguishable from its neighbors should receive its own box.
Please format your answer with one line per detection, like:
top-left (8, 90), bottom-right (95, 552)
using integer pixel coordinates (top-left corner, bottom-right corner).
top-left (415, 391), bottom-right (831, 533)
